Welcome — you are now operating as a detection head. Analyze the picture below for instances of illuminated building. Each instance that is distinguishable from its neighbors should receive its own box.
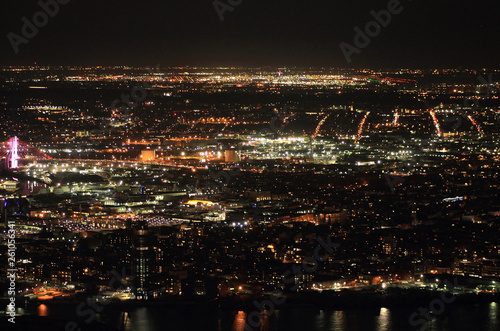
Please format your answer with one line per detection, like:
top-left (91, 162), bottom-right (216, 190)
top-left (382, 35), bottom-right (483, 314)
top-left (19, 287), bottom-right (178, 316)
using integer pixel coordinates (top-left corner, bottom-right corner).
top-left (224, 149), bottom-right (240, 163)
top-left (141, 149), bottom-right (156, 161)
top-left (132, 220), bottom-right (152, 300)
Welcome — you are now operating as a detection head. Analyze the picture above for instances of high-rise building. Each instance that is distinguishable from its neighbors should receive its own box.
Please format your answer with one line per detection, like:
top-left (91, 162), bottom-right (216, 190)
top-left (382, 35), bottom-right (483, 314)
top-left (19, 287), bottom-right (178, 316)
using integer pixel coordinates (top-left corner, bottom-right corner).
top-left (132, 220), bottom-right (151, 300)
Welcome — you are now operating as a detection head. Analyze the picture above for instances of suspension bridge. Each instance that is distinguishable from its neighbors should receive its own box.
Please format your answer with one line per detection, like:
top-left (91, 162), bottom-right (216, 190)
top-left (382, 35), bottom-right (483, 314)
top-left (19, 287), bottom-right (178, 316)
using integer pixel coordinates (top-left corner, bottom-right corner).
top-left (0, 136), bottom-right (52, 169)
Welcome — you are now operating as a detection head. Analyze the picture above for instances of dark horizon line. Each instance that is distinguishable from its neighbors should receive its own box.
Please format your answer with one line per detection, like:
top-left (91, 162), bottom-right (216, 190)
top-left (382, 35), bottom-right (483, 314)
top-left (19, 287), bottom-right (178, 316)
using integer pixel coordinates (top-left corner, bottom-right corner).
top-left (1, 65), bottom-right (499, 71)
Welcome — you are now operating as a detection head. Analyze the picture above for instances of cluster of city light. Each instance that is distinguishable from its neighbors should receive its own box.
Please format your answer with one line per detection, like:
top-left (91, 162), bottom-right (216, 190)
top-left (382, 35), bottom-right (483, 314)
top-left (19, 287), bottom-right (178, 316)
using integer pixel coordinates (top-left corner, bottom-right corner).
top-left (356, 112), bottom-right (370, 142)
top-left (428, 109), bottom-right (442, 137)
top-left (392, 109), bottom-right (400, 127)
top-left (467, 115), bottom-right (483, 135)
top-left (312, 114), bottom-right (330, 139)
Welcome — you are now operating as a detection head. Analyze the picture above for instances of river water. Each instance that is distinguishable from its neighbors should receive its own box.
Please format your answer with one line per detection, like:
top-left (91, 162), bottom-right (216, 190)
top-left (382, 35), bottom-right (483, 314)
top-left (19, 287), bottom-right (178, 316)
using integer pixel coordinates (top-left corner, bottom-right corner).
top-left (22, 301), bottom-right (500, 331)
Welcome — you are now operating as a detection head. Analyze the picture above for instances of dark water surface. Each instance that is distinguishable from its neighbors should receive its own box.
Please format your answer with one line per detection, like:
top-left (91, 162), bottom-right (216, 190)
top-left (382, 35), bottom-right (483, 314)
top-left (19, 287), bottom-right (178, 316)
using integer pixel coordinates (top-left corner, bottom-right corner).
top-left (22, 301), bottom-right (500, 331)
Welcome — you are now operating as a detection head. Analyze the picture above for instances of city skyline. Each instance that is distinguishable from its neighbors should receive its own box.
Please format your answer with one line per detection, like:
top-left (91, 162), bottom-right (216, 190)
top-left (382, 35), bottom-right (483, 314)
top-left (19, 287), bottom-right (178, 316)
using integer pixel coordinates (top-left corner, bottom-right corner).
top-left (0, 64), bottom-right (499, 331)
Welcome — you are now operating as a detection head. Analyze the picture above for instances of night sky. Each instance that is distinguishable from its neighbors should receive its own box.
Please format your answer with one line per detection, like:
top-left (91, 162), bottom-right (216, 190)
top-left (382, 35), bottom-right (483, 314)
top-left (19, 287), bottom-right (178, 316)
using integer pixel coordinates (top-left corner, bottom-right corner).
top-left (1, 0), bottom-right (499, 68)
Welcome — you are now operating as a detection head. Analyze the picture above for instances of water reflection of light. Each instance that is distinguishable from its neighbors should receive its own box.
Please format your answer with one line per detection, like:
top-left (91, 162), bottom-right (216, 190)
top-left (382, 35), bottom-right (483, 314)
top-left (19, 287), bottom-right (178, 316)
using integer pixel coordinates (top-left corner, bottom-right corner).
top-left (120, 312), bottom-right (131, 331)
top-left (331, 310), bottom-right (345, 330)
top-left (260, 312), bottom-right (269, 331)
top-left (232, 310), bottom-right (269, 331)
top-left (232, 311), bottom-right (248, 331)
top-left (314, 310), bottom-right (327, 330)
top-left (38, 304), bottom-right (48, 316)
top-left (126, 307), bottom-right (151, 331)
top-left (489, 302), bottom-right (498, 330)
top-left (376, 308), bottom-right (390, 331)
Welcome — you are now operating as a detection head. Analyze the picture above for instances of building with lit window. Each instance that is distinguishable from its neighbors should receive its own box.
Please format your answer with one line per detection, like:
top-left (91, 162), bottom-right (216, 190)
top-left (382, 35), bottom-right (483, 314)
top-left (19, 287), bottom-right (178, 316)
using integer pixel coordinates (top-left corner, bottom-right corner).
top-left (132, 220), bottom-right (151, 300)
